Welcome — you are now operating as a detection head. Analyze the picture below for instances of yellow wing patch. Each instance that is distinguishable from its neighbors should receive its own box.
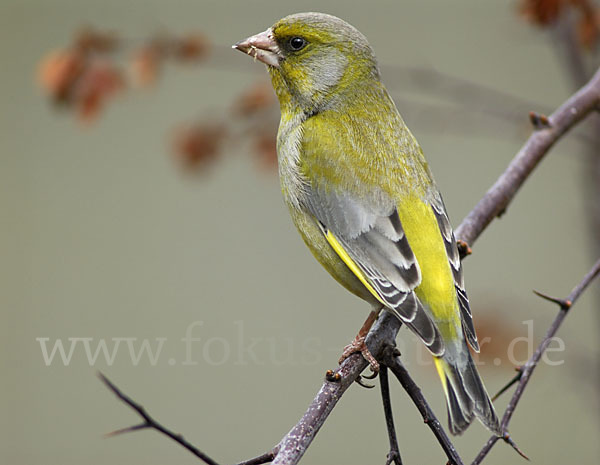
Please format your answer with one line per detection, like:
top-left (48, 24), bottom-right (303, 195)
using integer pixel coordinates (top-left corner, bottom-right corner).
top-left (397, 197), bottom-right (460, 337)
top-left (323, 230), bottom-right (386, 306)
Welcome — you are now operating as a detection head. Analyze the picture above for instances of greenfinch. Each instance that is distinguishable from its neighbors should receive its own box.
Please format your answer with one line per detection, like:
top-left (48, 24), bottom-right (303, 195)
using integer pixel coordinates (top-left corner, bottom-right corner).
top-left (234, 12), bottom-right (500, 436)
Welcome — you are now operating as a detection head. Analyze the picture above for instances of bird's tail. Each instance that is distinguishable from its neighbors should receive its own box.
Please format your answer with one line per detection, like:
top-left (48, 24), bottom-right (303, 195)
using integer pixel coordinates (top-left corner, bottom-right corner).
top-left (433, 342), bottom-right (501, 436)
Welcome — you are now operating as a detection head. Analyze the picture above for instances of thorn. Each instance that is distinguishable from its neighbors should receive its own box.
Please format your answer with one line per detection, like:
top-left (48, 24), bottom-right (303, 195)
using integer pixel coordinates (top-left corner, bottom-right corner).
top-left (356, 375), bottom-right (375, 389)
top-left (503, 432), bottom-right (530, 461)
top-left (98, 371), bottom-right (112, 388)
top-left (491, 370), bottom-right (522, 401)
top-left (104, 423), bottom-right (149, 438)
top-left (325, 369), bottom-right (341, 383)
top-left (528, 111), bottom-right (551, 129)
top-left (532, 290), bottom-right (571, 310)
top-left (456, 240), bottom-right (472, 258)
top-left (98, 371), bottom-right (124, 398)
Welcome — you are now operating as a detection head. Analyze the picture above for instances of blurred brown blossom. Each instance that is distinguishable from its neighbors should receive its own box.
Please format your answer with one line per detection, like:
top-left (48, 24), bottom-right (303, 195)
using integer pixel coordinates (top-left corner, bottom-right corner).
top-left (38, 49), bottom-right (85, 103)
top-left (130, 33), bottom-right (209, 87)
top-left (253, 131), bottom-right (278, 169)
top-left (37, 27), bottom-right (210, 120)
top-left (233, 82), bottom-right (275, 116)
top-left (520, 0), bottom-right (565, 25)
top-left (75, 61), bottom-right (124, 121)
top-left (38, 49), bottom-right (123, 121)
top-left (74, 27), bottom-right (119, 53)
top-left (469, 310), bottom-right (540, 369)
top-left (576, 6), bottom-right (600, 47)
top-left (173, 123), bottom-right (227, 171)
top-left (172, 34), bottom-right (209, 61)
top-left (170, 80), bottom-right (279, 173)
top-left (131, 46), bottom-right (161, 87)
top-left (38, 26), bottom-right (280, 172)
top-left (519, 0), bottom-right (600, 49)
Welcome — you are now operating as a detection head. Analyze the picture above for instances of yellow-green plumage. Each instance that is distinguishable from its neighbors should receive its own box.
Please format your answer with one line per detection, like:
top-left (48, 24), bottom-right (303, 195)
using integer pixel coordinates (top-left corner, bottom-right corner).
top-left (297, 95), bottom-right (459, 334)
top-left (398, 198), bottom-right (461, 338)
top-left (234, 11), bottom-right (500, 436)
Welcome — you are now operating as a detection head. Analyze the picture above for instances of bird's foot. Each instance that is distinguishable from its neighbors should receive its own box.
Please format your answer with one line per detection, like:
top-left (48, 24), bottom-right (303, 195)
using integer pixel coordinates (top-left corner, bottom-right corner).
top-left (339, 335), bottom-right (380, 374)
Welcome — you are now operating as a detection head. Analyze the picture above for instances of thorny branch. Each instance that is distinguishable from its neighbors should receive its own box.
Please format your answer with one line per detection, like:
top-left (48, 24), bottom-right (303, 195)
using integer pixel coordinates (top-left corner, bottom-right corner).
top-left (552, 2), bottom-right (600, 402)
top-left (455, 65), bottom-right (600, 252)
top-left (99, 372), bottom-right (278, 465)
top-left (471, 258), bottom-right (600, 465)
top-left (102, 64), bottom-right (600, 465)
top-left (99, 373), bottom-right (221, 465)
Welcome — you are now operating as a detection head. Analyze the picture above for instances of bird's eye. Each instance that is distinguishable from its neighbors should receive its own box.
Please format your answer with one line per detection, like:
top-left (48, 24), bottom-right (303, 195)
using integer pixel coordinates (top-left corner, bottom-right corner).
top-left (289, 37), bottom-right (307, 51)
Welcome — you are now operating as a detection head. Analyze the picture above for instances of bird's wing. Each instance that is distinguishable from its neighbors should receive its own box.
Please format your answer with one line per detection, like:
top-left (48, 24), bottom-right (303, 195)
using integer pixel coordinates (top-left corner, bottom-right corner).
top-left (305, 187), bottom-right (444, 355)
top-left (430, 193), bottom-right (479, 352)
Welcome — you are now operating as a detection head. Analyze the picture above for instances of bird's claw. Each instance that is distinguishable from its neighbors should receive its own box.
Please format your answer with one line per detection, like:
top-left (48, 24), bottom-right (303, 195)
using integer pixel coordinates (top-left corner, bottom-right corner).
top-left (362, 370), bottom-right (378, 380)
top-left (339, 335), bottom-right (380, 374)
top-left (356, 375), bottom-right (375, 388)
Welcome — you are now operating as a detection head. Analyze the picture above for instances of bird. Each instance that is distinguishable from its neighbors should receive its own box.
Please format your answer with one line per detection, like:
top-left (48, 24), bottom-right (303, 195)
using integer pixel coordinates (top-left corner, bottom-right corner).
top-left (233, 12), bottom-right (501, 436)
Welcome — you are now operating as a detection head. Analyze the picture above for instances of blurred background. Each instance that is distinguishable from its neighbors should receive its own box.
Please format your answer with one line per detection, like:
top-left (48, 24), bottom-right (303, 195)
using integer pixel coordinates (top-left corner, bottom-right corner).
top-left (1, 0), bottom-right (599, 464)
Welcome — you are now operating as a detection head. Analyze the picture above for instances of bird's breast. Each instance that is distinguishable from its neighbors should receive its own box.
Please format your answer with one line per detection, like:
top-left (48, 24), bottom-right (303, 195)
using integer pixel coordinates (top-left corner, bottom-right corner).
top-left (277, 111), bottom-right (309, 210)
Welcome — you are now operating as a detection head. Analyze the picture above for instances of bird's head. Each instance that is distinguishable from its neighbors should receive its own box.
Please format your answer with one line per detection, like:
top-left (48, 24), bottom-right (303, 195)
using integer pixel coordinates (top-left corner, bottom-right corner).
top-left (233, 12), bottom-right (380, 113)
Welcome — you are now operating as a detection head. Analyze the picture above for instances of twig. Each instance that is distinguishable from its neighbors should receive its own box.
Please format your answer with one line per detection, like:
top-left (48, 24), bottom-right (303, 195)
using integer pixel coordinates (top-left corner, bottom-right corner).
top-left (383, 348), bottom-right (464, 465)
top-left (234, 450), bottom-right (278, 465)
top-left (455, 65), bottom-right (600, 253)
top-left (490, 367), bottom-right (522, 402)
top-left (379, 364), bottom-right (403, 465)
top-left (99, 372), bottom-right (222, 465)
top-left (471, 258), bottom-right (600, 465)
top-left (100, 371), bottom-right (279, 465)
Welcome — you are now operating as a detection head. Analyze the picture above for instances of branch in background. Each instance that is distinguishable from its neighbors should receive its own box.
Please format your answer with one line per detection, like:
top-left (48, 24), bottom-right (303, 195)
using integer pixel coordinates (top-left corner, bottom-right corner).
top-left (472, 258), bottom-right (600, 464)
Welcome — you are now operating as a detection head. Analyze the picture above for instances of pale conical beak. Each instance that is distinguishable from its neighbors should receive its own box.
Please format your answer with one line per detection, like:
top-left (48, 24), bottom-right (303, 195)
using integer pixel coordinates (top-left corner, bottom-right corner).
top-left (232, 28), bottom-right (281, 68)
